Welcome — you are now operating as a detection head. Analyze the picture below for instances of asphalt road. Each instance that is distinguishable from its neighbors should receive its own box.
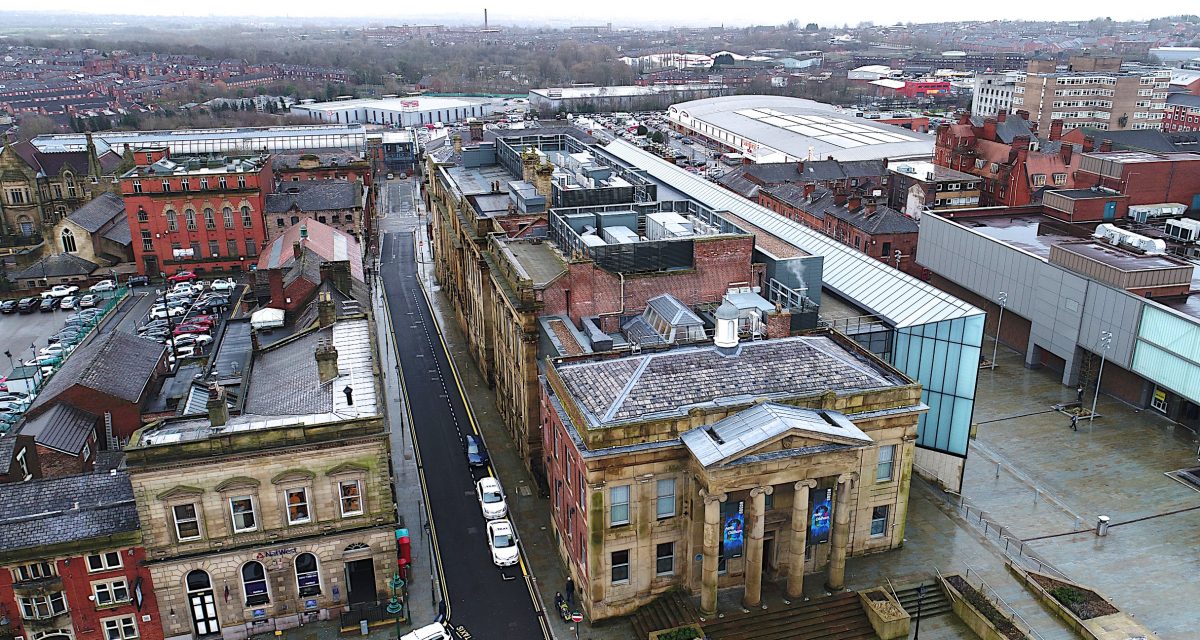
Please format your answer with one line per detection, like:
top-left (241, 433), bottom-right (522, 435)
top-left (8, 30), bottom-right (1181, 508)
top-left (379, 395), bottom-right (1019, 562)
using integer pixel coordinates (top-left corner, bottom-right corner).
top-left (379, 230), bottom-right (547, 640)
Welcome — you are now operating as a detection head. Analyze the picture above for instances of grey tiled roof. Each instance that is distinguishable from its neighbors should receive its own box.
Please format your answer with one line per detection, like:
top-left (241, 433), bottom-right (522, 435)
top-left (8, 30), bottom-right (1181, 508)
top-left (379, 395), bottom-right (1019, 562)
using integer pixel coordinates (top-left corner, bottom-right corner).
top-left (244, 327), bottom-right (333, 415)
top-left (265, 179), bottom-right (360, 214)
top-left (970, 114), bottom-right (1036, 144)
top-left (765, 185), bottom-right (918, 236)
top-left (101, 212), bottom-right (132, 245)
top-left (12, 252), bottom-right (99, 280)
top-left (29, 330), bottom-right (165, 413)
top-left (0, 471), bottom-right (138, 552)
top-left (556, 335), bottom-right (900, 427)
top-left (0, 433), bottom-right (13, 475)
top-left (681, 402), bottom-right (872, 468)
top-left (272, 149), bottom-right (365, 170)
top-left (18, 403), bottom-right (98, 454)
top-left (67, 192), bottom-right (124, 232)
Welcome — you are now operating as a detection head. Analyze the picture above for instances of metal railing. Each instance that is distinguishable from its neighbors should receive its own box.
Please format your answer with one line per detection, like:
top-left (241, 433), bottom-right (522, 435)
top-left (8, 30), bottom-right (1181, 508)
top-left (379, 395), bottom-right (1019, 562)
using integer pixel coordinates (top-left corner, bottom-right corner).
top-left (937, 564), bottom-right (1046, 640)
top-left (945, 490), bottom-right (1070, 581)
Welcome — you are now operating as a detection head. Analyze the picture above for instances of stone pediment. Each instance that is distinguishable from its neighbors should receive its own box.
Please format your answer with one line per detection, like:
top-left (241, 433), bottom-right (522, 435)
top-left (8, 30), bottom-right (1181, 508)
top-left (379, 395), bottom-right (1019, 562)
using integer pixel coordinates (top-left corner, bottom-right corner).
top-left (681, 403), bottom-right (872, 469)
top-left (156, 485), bottom-right (205, 501)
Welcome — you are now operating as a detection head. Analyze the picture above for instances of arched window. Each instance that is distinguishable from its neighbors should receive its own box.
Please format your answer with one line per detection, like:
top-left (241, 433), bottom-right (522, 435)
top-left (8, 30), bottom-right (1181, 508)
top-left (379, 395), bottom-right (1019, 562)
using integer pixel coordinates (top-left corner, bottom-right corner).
top-left (204, 207), bottom-right (215, 230)
top-left (184, 209), bottom-right (196, 231)
top-left (166, 210), bottom-right (178, 232)
top-left (186, 570), bottom-right (211, 592)
top-left (17, 215), bottom-right (34, 236)
top-left (241, 562), bottom-right (269, 606)
top-left (240, 206), bottom-right (253, 228)
top-left (295, 553), bottom-right (321, 597)
top-left (60, 228), bottom-right (77, 253)
top-left (222, 207), bottom-right (234, 229)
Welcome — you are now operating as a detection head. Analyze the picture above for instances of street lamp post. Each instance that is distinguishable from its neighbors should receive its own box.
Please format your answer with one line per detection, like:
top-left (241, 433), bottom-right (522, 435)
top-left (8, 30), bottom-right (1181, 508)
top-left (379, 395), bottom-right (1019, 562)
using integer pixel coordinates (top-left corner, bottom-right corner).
top-left (1089, 330), bottom-right (1113, 430)
top-left (386, 574), bottom-right (404, 639)
top-left (991, 291), bottom-right (1008, 370)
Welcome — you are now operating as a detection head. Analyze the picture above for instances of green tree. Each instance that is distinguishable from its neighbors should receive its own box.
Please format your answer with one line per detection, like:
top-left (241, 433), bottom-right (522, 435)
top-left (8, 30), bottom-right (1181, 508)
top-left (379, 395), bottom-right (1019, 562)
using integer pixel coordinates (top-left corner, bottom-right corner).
top-left (651, 131), bottom-right (664, 144)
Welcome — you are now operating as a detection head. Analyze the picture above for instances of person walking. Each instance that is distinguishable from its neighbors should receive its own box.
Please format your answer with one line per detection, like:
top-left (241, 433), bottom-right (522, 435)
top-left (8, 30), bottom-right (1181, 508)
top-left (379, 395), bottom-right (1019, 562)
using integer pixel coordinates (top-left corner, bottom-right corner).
top-left (1076, 385), bottom-right (1084, 404)
top-left (1070, 414), bottom-right (1079, 432)
top-left (565, 576), bottom-right (575, 606)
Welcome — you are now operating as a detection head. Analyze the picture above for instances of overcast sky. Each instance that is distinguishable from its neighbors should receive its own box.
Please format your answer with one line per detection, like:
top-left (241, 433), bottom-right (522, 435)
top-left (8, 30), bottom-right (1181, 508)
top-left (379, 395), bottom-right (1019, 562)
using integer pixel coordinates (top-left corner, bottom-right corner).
top-left (17, 1), bottom-right (1178, 27)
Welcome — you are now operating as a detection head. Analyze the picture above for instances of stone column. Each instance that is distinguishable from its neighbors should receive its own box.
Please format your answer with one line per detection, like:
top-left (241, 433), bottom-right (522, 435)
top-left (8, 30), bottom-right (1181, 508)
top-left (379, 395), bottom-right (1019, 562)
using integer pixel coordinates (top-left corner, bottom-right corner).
top-left (786, 479), bottom-right (817, 600)
top-left (742, 485), bottom-right (773, 609)
top-left (826, 473), bottom-right (856, 591)
top-left (700, 489), bottom-right (726, 617)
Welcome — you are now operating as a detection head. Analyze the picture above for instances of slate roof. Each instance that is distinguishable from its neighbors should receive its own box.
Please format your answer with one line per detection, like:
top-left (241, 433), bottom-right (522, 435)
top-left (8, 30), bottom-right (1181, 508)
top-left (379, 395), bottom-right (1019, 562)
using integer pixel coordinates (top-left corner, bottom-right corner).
top-left (29, 330), bottom-right (165, 413)
top-left (969, 114), bottom-right (1036, 144)
top-left (8, 140), bottom-right (121, 177)
top-left (18, 403), bottom-right (98, 454)
top-left (244, 327), bottom-right (333, 415)
top-left (556, 335), bottom-right (902, 428)
top-left (12, 252), bottom-right (99, 280)
top-left (265, 179), bottom-right (360, 214)
top-left (0, 471), bottom-right (138, 552)
top-left (681, 402), bottom-right (872, 468)
top-left (1072, 128), bottom-right (1183, 153)
top-left (1166, 93), bottom-right (1200, 109)
top-left (101, 212), bottom-right (132, 245)
top-left (764, 185), bottom-right (918, 236)
top-left (0, 434), bottom-right (13, 475)
top-left (67, 192), bottom-right (125, 232)
top-left (717, 159), bottom-right (887, 198)
top-left (272, 149), bottom-right (365, 170)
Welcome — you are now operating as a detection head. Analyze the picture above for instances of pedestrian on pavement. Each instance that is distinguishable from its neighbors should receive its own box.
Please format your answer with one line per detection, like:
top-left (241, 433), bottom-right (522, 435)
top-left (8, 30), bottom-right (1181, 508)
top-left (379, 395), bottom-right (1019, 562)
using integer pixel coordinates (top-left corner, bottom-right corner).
top-left (1077, 385), bottom-right (1084, 404)
top-left (565, 576), bottom-right (575, 606)
top-left (1070, 414), bottom-right (1079, 432)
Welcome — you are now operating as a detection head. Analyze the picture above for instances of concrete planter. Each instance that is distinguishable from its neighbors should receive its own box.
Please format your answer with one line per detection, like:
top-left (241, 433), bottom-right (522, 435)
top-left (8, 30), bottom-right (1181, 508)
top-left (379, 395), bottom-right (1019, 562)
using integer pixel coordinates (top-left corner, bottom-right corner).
top-left (859, 587), bottom-right (910, 640)
top-left (1007, 563), bottom-right (1161, 640)
top-left (939, 574), bottom-right (1032, 640)
top-left (648, 623), bottom-right (705, 640)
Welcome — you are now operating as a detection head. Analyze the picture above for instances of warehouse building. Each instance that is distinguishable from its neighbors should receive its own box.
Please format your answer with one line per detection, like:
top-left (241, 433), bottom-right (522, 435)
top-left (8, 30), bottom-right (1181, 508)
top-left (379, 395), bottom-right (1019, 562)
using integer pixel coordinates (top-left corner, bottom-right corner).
top-left (528, 84), bottom-right (729, 115)
top-left (290, 96), bottom-right (504, 127)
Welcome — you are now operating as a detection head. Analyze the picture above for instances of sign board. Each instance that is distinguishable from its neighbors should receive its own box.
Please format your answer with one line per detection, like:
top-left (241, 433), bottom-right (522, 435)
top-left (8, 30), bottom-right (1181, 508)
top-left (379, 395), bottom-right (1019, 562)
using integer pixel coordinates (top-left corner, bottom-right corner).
top-left (809, 488), bottom-right (832, 545)
top-left (571, 613), bottom-right (583, 623)
top-left (173, 248), bottom-right (195, 260)
top-left (721, 501), bottom-right (744, 559)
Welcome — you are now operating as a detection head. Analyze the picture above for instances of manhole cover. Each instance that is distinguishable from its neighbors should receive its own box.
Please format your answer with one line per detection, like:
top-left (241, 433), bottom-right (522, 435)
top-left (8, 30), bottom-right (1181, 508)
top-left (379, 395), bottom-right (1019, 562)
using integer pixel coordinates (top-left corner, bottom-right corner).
top-left (517, 486), bottom-right (533, 497)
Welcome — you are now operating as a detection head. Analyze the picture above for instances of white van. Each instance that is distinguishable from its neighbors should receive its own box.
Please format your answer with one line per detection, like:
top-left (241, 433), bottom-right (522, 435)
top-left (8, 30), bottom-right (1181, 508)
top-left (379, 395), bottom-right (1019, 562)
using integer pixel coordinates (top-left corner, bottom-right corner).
top-left (400, 623), bottom-right (449, 640)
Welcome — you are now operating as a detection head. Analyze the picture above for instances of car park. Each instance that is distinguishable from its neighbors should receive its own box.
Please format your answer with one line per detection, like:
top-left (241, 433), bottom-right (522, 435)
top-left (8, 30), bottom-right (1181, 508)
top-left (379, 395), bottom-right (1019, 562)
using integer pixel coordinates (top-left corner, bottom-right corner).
top-left (168, 271), bottom-right (198, 283)
top-left (39, 297), bottom-right (59, 312)
top-left (0, 300), bottom-right (16, 314)
top-left (465, 435), bottom-right (489, 468)
top-left (59, 295), bottom-right (77, 310)
top-left (89, 280), bottom-right (116, 293)
top-left (78, 293), bottom-right (100, 308)
top-left (475, 477), bottom-right (508, 520)
top-left (17, 297), bottom-right (39, 314)
top-left (41, 285), bottom-right (79, 298)
top-left (485, 519), bottom-right (519, 567)
top-left (128, 275), bottom-right (150, 287)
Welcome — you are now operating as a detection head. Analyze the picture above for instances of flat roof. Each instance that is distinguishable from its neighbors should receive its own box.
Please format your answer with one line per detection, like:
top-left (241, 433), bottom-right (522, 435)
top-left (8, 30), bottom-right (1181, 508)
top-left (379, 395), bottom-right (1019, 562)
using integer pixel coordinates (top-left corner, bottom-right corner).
top-left (1056, 241), bottom-right (1188, 271)
top-left (957, 214), bottom-right (1078, 259)
top-left (604, 141), bottom-right (981, 328)
top-left (31, 124), bottom-right (367, 152)
top-left (497, 239), bottom-right (567, 287)
top-left (669, 95), bottom-right (933, 162)
top-left (888, 160), bottom-right (976, 182)
top-left (295, 96), bottom-right (500, 112)
top-left (531, 84), bottom-right (725, 99)
top-left (1082, 151), bottom-right (1200, 165)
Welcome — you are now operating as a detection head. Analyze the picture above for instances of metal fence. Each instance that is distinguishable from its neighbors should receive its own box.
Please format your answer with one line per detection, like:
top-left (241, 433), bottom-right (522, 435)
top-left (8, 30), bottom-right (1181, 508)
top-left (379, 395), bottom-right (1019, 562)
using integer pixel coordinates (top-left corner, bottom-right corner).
top-left (936, 564), bottom-right (1046, 640)
top-left (944, 488), bottom-right (1070, 582)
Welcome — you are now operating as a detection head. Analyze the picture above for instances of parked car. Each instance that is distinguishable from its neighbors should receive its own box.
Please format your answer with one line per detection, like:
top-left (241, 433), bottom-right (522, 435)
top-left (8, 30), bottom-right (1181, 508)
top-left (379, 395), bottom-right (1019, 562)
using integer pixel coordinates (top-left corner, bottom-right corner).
top-left (167, 271), bottom-right (198, 283)
top-left (139, 319), bottom-right (170, 332)
top-left (475, 477), bottom-right (508, 520)
top-left (89, 280), bottom-right (116, 293)
top-left (59, 295), bottom-right (77, 310)
top-left (41, 285), bottom-right (79, 298)
top-left (464, 435), bottom-right (489, 468)
top-left (209, 278), bottom-right (237, 293)
top-left (171, 281), bottom-right (200, 294)
top-left (48, 329), bottom-right (82, 345)
top-left (172, 323), bottom-right (211, 336)
top-left (0, 376), bottom-right (8, 392)
top-left (39, 297), bottom-right (59, 312)
top-left (170, 344), bottom-right (198, 359)
top-left (23, 354), bottom-right (59, 367)
top-left (199, 297), bottom-right (229, 311)
top-left (16, 297), bottom-right (37, 313)
top-left (39, 344), bottom-right (71, 358)
top-left (78, 294), bottom-right (100, 308)
top-left (485, 519), bottom-right (519, 567)
top-left (399, 623), bottom-right (449, 640)
top-left (0, 300), bottom-right (17, 314)
top-left (128, 275), bottom-right (150, 287)
top-left (171, 333), bottom-right (213, 348)
top-left (149, 305), bottom-right (186, 320)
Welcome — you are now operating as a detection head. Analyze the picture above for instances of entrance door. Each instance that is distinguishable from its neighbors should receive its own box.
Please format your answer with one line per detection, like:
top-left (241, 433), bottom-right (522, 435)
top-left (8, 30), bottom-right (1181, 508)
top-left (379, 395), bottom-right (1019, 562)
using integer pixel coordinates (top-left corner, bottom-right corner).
top-left (762, 533), bottom-right (775, 577)
top-left (186, 570), bottom-right (220, 637)
top-left (344, 559), bottom-right (377, 605)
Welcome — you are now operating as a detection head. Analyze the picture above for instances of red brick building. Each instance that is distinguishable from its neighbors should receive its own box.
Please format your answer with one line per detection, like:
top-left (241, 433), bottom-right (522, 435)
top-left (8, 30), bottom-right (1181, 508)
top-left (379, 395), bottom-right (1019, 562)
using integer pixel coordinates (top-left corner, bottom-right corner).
top-left (933, 111), bottom-right (1079, 207)
top-left (757, 184), bottom-right (921, 274)
top-left (1163, 93), bottom-right (1200, 133)
top-left (1042, 151), bottom-right (1200, 221)
top-left (0, 472), bottom-right (164, 640)
top-left (119, 150), bottom-right (272, 277)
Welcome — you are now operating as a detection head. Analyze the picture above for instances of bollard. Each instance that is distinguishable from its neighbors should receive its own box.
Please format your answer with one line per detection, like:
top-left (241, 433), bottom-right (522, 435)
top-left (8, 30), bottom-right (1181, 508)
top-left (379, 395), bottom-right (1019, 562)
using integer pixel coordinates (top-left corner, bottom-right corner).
top-left (1095, 515), bottom-right (1110, 537)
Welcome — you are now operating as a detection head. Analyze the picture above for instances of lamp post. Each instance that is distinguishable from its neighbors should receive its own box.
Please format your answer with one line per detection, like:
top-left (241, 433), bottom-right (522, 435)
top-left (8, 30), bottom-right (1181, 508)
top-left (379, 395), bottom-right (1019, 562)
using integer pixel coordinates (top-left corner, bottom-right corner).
top-left (991, 291), bottom-right (1008, 370)
top-left (386, 573), bottom-right (405, 639)
top-left (1089, 330), bottom-right (1113, 430)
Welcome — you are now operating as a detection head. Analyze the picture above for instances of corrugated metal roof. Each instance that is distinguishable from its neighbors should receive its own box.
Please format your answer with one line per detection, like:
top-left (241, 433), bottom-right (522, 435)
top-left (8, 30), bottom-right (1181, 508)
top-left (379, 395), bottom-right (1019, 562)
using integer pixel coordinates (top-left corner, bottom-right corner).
top-left (604, 141), bottom-right (983, 327)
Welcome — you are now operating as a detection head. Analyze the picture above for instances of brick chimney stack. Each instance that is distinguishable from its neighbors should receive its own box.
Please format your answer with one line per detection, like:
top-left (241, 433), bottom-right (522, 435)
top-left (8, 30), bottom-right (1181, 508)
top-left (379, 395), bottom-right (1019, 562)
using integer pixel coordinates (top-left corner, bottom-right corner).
top-left (293, 240), bottom-right (302, 259)
top-left (469, 119), bottom-right (484, 141)
top-left (452, 134), bottom-right (463, 155)
top-left (1060, 143), bottom-right (1074, 165)
top-left (997, 111), bottom-right (1007, 123)
top-left (1049, 119), bottom-right (1064, 141)
top-left (534, 161), bottom-right (554, 198)
top-left (317, 290), bottom-right (336, 328)
top-left (802, 183), bottom-right (815, 200)
top-left (983, 117), bottom-right (998, 141)
top-left (315, 340), bottom-right (339, 384)
top-left (957, 111), bottom-right (970, 125)
top-left (207, 384), bottom-right (229, 427)
top-left (864, 199), bottom-right (878, 216)
top-left (847, 194), bottom-right (862, 211)
top-left (1099, 139), bottom-right (1113, 153)
top-left (1082, 136), bottom-right (1096, 153)
top-left (833, 187), bottom-right (848, 207)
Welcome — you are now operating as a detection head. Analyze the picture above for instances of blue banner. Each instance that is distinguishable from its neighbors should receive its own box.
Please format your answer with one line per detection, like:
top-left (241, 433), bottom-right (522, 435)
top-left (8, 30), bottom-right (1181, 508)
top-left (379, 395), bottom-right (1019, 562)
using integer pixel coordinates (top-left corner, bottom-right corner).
top-left (810, 488), bottom-right (832, 544)
top-left (721, 502), bottom-right (745, 558)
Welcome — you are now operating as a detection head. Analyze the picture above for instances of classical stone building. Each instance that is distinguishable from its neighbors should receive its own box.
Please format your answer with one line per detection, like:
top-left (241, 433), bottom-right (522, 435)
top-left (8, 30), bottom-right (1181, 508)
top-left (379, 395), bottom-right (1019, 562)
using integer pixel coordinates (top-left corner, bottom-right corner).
top-left (541, 317), bottom-right (923, 620)
top-left (0, 134), bottom-right (122, 240)
top-left (125, 308), bottom-right (396, 640)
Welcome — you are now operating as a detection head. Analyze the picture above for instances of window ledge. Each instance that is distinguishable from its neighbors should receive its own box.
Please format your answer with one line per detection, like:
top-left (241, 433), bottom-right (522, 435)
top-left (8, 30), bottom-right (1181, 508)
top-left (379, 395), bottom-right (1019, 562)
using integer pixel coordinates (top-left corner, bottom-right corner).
top-left (95, 599), bottom-right (133, 611)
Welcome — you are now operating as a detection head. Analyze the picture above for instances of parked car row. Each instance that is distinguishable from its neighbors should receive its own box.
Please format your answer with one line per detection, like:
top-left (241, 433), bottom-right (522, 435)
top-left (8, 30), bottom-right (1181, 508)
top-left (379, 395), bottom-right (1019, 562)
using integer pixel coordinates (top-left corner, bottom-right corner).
top-left (137, 279), bottom-right (233, 363)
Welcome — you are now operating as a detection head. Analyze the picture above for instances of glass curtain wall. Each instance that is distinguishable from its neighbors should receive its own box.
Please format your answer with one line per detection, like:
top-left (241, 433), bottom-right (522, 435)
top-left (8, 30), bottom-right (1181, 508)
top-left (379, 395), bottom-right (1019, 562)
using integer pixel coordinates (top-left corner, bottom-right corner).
top-left (893, 314), bottom-right (984, 457)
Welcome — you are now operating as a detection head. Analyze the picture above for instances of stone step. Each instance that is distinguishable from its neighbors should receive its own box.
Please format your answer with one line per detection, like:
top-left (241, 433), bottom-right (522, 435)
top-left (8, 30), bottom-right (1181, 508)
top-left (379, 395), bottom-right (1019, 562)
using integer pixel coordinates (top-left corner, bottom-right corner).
top-left (702, 591), bottom-right (878, 640)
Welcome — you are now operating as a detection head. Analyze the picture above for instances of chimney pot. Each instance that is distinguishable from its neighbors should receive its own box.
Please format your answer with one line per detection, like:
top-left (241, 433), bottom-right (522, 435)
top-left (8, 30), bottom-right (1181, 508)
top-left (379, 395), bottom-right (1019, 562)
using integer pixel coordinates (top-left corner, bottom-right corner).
top-left (1099, 139), bottom-right (1113, 153)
